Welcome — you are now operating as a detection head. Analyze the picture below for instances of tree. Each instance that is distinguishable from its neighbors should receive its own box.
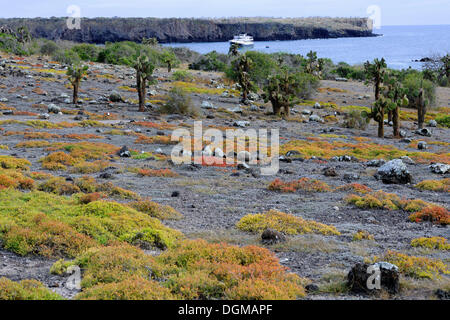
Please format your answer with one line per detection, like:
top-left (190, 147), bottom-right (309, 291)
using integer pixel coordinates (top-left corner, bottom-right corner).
top-left (228, 43), bottom-right (240, 57)
top-left (142, 37), bottom-right (158, 46)
top-left (263, 67), bottom-right (316, 117)
top-left (133, 54), bottom-right (155, 112)
top-left (305, 50), bottom-right (320, 77)
top-left (363, 96), bottom-right (388, 138)
top-left (236, 55), bottom-right (254, 104)
top-left (416, 86), bottom-right (428, 129)
top-left (67, 64), bottom-right (88, 104)
top-left (364, 58), bottom-right (387, 101)
top-left (16, 26), bottom-right (32, 44)
top-left (162, 50), bottom-right (177, 73)
top-left (363, 58), bottom-right (387, 137)
top-left (382, 75), bottom-right (409, 137)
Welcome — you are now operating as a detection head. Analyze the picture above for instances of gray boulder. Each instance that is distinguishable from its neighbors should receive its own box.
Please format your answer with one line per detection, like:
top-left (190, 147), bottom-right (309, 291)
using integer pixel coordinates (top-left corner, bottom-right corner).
top-left (309, 114), bottom-right (325, 123)
top-left (415, 128), bottom-right (432, 137)
top-left (261, 229), bottom-right (286, 245)
top-left (428, 120), bottom-right (437, 127)
top-left (376, 159), bottom-right (412, 184)
top-left (366, 159), bottom-right (386, 167)
top-left (47, 103), bottom-right (61, 114)
top-left (109, 91), bottom-right (123, 102)
top-left (201, 101), bottom-right (216, 109)
top-left (429, 163), bottom-right (450, 174)
top-left (347, 262), bottom-right (399, 295)
top-left (417, 141), bottom-right (427, 150)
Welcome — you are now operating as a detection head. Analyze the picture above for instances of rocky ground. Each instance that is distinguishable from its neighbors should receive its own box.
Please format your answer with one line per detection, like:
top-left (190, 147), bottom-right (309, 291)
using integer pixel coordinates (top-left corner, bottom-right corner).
top-left (0, 53), bottom-right (449, 300)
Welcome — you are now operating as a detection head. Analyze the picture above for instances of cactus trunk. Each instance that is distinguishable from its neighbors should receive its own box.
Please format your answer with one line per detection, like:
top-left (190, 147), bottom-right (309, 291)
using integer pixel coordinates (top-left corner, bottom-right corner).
top-left (393, 106), bottom-right (400, 138)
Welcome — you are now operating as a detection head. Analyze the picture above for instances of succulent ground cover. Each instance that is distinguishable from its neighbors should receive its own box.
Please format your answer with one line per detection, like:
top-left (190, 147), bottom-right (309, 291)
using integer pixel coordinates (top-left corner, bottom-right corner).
top-left (0, 52), bottom-right (448, 300)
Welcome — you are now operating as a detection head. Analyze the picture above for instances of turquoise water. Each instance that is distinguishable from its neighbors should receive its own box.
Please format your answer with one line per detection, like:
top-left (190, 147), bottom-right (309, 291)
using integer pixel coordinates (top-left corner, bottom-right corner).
top-left (163, 25), bottom-right (450, 70)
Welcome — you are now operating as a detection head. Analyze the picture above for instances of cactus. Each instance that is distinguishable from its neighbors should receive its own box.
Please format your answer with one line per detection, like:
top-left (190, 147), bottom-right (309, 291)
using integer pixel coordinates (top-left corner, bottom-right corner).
top-left (263, 67), bottom-right (305, 117)
top-left (236, 55), bottom-right (254, 104)
top-left (306, 50), bottom-right (321, 77)
top-left (142, 37), bottom-right (158, 46)
top-left (133, 54), bottom-right (155, 112)
top-left (162, 50), bottom-right (177, 73)
top-left (363, 72), bottom-right (408, 138)
top-left (66, 64), bottom-right (88, 104)
top-left (228, 43), bottom-right (240, 57)
top-left (364, 58), bottom-right (387, 101)
top-left (383, 75), bottom-right (409, 137)
top-left (417, 87), bottom-right (428, 129)
top-left (362, 58), bottom-right (387, 137)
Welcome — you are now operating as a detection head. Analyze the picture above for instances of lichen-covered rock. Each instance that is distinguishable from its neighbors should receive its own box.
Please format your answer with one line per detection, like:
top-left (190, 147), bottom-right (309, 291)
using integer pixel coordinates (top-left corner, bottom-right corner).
top-left (429, 163), bottom-right (450, 174)
top-left (418, 141), bottom-right (427, 150)
top-left (428, 120), bottom-right (438, 127)
top-left (376, 159), bottom-right (412, 184)
top-left (261, 228), bottom-right (286, 245)
top-left (347, 262), bottom-right (399, 295)
top-left (109, 91), bottom-right (123, 102)
top-left (366, 159), bottom-right (386, 167)
top-left (201, 101), bottom-right (216, 109)
top-left (415, 128), bottom-right (432, 137)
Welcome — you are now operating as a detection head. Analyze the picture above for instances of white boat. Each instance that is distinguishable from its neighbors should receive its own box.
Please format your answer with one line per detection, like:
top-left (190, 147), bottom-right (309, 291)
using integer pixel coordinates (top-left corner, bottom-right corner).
top-left (229, 34), bottom-right (254, 47)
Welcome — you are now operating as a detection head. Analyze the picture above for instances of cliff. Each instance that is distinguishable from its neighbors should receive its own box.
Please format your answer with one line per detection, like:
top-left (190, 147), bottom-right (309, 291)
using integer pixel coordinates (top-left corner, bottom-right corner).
top-left (0, 17), bottom-right (376, 44)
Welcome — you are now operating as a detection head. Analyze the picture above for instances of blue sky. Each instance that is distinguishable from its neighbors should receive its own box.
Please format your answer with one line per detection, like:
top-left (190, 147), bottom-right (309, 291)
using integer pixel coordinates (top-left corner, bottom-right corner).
top-left (1, 0), bottom-right (449, 26)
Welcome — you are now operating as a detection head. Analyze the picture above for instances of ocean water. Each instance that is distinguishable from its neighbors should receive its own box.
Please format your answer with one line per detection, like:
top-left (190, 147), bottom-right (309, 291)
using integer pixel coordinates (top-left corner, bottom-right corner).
top-left (163, 25), bottom-right (450, 70)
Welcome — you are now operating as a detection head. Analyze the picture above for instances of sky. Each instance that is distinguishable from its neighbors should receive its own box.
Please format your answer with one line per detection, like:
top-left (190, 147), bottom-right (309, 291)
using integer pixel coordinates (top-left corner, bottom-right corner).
top-left (0, 0), bottom-right (449, 26)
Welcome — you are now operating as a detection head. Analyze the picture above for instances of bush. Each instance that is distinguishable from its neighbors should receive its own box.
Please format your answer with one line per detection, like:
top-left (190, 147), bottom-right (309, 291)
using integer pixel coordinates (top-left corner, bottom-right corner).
top-left (0, 278), bottom-right (63, 300)
top-left (189, 51), bottom-right (228, 72)
top-left (370, 250), bottom-right (449, 280)
top-left (402, 73), bottom-right (436, 108)
top-left (333, 62), bottom-right (366, 80)
top-left (226, 51), bottom-right (279, 87)
top-left (343, 110), bottom-right (369, 130)
top-left (71, 44), bottom-right (100, 61)
top-left (268, 178), bottom-right (331, 193)
top-left (171, 70), bottom-right (193, 82)
top-left (0, 33), bottom-right (27, 55)
top-left (436, 115), bottom-right (450, 128)
top-left (160, 87), bottom-right (199, 116)
top-left (411, 237), bottom-right (449, 250)
top-left (39, 40), bottom-right (59, 56)
top-left (51, 49), bottom-right (80, 65)
top-left (236, 209), bottom-right (340, 236)
top-left (76, 276), bottom-right (175, 300)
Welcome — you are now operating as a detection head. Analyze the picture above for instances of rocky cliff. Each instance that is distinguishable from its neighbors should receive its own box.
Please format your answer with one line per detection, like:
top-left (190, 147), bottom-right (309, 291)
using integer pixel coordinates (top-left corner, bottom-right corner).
top-left (0, 17), bottom-right (376, 44)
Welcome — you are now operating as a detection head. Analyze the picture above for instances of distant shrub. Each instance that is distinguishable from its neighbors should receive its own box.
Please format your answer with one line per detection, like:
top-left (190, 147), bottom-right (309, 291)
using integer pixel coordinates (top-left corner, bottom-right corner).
top-left (189, 51), bottom-right (228, 72)
top-left (236, 209), bottom-right (340, 236)
top-left (39, 40), bottom-right (59, 56)
top-left (333, 62), bottom-right (366, 80)
top-left (409, 206), bottom-right (449, 225)
top-left (415, 178), bottom-right (449, 192)
top-left (0, 278), bottom-right (63, 300)
top-left (343, 110), bottom-right (370, 130)
top-left (171, 70), bottom-right (193, 82)
top-left (71, 44), bottom-right (101, 61)
top-left (411, 237), bottom-right (449, 250)
top-left (160, 87), bottom-right (199, 116)
top-left (137, 168), bottom-right (179, 178)
top-left (51, 49), bottom-right (80, 65)
top-left (402, 73), bottom-right (436, 108)
top-left (0, 33), bottom-right (27, 55)
top-left (268, 178), bottom-right (331, 193)
top-left (97, 41), bottom-right (139, 66)
top-left (128, 200), bottom-right (182, 220)
top-left (436, 115), bottom-right (450, 128)
top-left (352, 230), bottom-right (374, 241)
top-left (76, 276), bottom-right (175, 300)
top-left (370, 250), bottom-right (449, 280)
